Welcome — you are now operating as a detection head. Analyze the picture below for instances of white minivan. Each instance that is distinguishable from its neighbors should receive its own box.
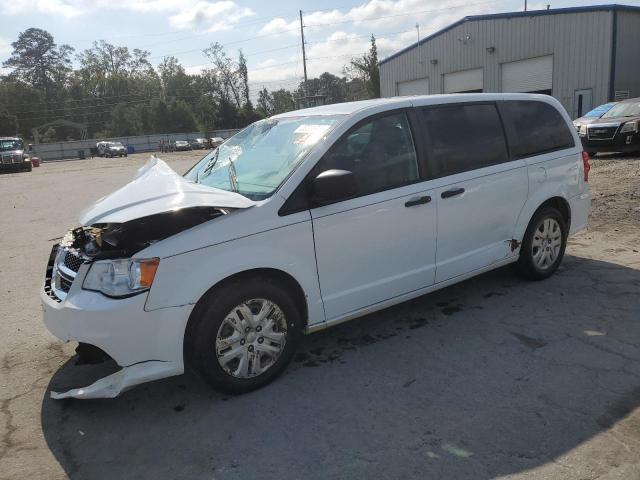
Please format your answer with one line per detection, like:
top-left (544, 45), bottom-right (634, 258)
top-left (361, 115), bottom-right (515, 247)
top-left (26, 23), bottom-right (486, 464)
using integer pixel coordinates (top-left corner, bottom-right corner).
top-left (42, 94), bottom-right (591, 399)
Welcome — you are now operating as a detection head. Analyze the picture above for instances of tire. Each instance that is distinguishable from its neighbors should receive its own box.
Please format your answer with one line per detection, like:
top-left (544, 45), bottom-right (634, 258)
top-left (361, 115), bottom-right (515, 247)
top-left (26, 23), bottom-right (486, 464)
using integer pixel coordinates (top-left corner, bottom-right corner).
top-left (185, 276), bottom-right (303, 394)
top-left (515, 206), bottom-right (567, 280)
top-left (25, 163), bottom-right (32, 172)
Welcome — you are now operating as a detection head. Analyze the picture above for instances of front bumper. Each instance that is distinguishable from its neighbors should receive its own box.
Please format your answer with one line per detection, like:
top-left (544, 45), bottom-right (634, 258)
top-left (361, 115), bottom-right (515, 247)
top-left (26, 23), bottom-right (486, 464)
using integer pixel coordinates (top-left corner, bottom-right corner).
top-left (41, 252), bottom-right (194, 399)
top-left (0, 160), bottom-right (29, 171)
top-left (581, 132), bottom-right (640, 153)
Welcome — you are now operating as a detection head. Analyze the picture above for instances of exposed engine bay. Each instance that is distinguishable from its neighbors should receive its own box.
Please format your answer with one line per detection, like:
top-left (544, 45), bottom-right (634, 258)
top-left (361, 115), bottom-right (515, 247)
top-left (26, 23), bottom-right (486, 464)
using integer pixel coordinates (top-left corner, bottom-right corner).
top-left (63, 206), bottom-right (230, 260)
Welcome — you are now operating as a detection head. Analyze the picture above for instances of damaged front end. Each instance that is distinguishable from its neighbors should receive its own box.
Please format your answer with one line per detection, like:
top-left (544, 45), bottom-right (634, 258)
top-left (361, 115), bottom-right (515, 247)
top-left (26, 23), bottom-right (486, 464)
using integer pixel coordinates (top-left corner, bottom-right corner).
top-left (43, 157), bottom-right (257, 399)
top-left (45, 207), bottom-right (230, 399)
top-left (45, 206), bottom-right (229, 303)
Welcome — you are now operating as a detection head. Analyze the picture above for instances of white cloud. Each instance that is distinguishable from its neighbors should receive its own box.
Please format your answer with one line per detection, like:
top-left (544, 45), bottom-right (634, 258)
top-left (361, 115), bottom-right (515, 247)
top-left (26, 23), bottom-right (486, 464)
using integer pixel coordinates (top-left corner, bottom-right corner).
top-left (0, 0), bottom-right (255, 26)
top-left (260, 0), bottom-right (500, 36)
top-left (169, 1), bottom-right (255, 32)
top-left (0, 0), bottom-right (84, 18)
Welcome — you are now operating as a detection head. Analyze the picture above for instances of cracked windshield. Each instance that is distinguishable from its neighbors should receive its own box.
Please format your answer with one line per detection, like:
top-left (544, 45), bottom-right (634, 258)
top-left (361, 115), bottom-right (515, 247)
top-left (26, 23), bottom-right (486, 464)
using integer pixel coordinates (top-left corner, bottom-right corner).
top-left (185, 115), bottom-right (343, 200)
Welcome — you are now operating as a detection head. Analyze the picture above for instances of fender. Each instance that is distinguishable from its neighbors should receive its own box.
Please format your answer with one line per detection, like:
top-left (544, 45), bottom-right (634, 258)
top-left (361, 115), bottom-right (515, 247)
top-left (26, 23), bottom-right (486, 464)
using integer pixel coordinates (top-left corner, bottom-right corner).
top-left (144, 217), bottom-right (325, 327)
top-left (512, 151), bottom-right (581, 242)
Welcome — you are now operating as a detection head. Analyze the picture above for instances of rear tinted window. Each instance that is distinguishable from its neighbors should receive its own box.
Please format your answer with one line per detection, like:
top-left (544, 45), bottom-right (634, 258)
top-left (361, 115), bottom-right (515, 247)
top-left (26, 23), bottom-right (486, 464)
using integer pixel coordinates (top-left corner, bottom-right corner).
top-left (499, 101), bottom-right (574, 158)
top-left (420, 103), bottom-right (509, 176)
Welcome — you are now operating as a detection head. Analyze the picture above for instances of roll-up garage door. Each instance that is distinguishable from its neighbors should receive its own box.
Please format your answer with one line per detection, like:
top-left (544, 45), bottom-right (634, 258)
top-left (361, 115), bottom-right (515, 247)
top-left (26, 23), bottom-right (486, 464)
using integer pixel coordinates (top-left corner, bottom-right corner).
top-left (501, 55), bottom-right (553, 93)
top-left (443, 68), bottom-right (483, 93)
top-left (397, 77), bottom-right (429, 96)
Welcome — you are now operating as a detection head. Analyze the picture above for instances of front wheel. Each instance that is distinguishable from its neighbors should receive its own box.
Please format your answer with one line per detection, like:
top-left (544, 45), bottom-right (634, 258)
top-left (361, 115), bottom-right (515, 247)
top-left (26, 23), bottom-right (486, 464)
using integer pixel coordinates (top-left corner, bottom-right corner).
top-left (186, 277), bottom-right (303, 394)
top-left (515, 206), bottom-right (567, 280)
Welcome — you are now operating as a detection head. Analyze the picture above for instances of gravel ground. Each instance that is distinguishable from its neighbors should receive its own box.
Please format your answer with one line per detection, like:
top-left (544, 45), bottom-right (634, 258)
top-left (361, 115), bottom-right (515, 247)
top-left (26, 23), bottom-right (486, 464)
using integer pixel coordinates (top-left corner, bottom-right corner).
top-left (0, 151), bottom-right (639, 480)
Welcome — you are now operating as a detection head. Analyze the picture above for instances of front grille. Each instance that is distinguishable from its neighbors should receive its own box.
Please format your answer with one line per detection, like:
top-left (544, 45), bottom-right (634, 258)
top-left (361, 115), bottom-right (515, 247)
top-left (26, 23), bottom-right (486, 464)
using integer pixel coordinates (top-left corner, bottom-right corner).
top-left (63, 250), bottom-right (84, 272)
top-left (45, 244), bottom-right (86, 301)
top-left (1, 155), bottom-right (20, 164)
top-left (588, 126), bottom-right (618, 140)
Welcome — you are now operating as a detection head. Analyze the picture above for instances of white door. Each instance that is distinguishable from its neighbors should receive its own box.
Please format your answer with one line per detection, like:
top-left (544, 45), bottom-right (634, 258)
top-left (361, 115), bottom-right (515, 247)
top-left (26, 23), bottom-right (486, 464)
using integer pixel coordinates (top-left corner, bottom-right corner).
top-left (397, 77), bottom-right (429, 96)
top-left (443, 68), bottom-right (483, 93)
top-left (502, 55), bottom-right (553, 93)
top-left (417, 103), bottom-right (528, 283)
top-left (310, 111), bottom-right (437, 320)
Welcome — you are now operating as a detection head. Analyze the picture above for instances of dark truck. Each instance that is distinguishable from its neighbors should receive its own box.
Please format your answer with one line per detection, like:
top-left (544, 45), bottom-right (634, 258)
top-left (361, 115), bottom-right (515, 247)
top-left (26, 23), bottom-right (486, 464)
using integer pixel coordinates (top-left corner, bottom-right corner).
top-left (581, 97), bottom-right (640, 155)
top-left (0, 137), bottom-right (32, 172)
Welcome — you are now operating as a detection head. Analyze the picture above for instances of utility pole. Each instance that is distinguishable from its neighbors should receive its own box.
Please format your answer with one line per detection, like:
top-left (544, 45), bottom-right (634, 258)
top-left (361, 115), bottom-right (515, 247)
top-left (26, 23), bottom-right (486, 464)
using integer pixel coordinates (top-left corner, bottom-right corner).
top-left (524, 0), bottom-right (527, 11)
top-left (299, 10), bottom-right (308, 95)
top-left (416, 23), bottom-right (420, 43)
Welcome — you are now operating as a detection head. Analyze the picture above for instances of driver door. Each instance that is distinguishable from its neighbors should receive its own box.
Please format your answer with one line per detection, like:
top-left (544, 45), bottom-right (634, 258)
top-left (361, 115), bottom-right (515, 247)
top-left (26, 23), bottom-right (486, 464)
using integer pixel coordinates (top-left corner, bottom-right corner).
top-left (310, 110), bottom-right (438, 321)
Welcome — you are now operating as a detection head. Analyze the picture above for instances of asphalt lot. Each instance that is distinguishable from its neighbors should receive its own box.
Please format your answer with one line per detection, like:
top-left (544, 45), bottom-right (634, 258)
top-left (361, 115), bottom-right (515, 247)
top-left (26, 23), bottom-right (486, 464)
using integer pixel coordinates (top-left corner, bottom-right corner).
top-left (1, 151), bottom-right (639, 479)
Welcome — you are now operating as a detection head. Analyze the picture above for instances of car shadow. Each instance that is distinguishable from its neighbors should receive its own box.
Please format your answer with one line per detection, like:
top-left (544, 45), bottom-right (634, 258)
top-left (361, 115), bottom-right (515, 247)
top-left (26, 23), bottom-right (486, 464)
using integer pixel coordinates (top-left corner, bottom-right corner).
top-left (41, 254), bottom-right (640, 479)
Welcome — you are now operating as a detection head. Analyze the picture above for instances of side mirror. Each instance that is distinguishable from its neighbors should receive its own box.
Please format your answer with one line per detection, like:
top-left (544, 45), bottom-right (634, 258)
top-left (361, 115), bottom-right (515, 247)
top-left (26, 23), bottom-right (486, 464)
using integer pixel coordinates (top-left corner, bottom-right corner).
top-left (312, 169), bottom-right (357, 205)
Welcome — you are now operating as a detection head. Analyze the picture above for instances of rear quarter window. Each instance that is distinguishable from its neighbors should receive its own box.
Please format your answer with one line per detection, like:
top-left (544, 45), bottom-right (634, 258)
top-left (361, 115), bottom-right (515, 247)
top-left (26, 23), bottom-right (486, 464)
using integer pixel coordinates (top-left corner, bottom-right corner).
top-left (499, 101), bottom-right (575, 158)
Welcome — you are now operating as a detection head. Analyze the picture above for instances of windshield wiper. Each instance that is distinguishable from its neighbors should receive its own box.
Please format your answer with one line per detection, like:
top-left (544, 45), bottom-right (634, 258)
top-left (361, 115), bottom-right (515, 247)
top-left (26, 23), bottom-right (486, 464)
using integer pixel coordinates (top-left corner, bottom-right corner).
top-left (228, 158), bottom-right (239, 193)
top-left (197, 147), bottom-right (220, 183)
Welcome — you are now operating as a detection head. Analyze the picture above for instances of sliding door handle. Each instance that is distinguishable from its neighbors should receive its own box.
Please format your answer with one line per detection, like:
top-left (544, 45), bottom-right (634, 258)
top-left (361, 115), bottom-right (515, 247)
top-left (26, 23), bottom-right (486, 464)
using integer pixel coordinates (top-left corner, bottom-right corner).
top-left (441, 187), bottom-right (465, 199)
top-left (404, 195), bottom-right (432, 207)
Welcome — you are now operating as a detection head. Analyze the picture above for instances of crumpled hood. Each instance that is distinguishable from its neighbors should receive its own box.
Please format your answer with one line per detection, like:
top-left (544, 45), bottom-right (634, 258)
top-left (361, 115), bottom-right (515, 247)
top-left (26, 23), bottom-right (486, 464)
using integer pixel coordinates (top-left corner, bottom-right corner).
top-left (80, 157), bottom-right (255, 225)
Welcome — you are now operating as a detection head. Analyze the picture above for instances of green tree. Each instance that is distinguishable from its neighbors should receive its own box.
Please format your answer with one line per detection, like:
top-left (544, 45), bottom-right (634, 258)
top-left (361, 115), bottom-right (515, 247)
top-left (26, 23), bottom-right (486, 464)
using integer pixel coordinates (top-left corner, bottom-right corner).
top-left (167, 99), bottom-right (197, 132)
top-left (2, 28), bottom-right (74, 101)
top-left (109, 103), bottom-right (142, 136)
top-left (256, 87), bottom-right (273, 117)
top-left (0, 105), bottom-right (18, 135)
top-left (270, 89), bottom-right (295, 115)
top-left (348, 35), bottom-right (380, 99)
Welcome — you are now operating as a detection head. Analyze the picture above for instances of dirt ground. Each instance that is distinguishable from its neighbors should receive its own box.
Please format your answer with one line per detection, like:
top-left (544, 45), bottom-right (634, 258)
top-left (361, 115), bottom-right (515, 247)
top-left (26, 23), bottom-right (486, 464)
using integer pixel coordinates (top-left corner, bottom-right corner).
top-left (0, 151), bottom-right (639, 480)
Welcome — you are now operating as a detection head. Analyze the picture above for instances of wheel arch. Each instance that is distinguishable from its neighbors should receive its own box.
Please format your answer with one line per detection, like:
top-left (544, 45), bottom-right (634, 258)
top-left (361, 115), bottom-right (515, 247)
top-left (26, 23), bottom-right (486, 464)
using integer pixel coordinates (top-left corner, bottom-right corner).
top-left (535, 196), bottom-right (571, 228)
top-left (183, 267), bottom-right (309, 354)
top-left (514, 194), bottom-right (572, 243)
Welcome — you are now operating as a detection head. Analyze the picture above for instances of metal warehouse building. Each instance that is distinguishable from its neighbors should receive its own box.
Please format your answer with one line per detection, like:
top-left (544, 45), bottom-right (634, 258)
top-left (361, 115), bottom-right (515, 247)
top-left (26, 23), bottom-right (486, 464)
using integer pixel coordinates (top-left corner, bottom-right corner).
top-left (379, 4), bottom-right (640, 119)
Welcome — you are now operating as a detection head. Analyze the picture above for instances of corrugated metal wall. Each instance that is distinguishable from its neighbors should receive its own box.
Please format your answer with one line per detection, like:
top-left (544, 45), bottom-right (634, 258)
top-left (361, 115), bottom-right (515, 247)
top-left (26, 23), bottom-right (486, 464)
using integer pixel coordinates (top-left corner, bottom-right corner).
top-left (380, 10), bottom-right (615, 117)
top-left (614, 10), bottom-right (640, 100)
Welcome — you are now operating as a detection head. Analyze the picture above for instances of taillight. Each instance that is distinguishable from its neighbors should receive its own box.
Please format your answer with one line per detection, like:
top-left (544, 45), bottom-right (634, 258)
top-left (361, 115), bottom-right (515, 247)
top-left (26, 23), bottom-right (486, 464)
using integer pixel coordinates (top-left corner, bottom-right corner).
top-left (582, 151), bottom-right (590, 182)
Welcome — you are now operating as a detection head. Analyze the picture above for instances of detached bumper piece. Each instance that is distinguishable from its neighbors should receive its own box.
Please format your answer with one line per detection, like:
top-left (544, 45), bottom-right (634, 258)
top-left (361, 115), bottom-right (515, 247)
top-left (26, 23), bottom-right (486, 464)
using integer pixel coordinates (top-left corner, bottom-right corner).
top-left (50, 360), bottom-right (176, 400)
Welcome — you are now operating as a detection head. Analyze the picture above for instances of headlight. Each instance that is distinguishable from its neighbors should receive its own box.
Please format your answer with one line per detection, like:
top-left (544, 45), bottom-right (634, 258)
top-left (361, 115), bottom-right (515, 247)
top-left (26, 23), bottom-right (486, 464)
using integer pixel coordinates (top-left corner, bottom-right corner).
top-left (620, 121), bottom-right (638, 133)
top-left (580, 125), bottom-right (587, 135)
top-left (83, 258), bottom-right (159, 297)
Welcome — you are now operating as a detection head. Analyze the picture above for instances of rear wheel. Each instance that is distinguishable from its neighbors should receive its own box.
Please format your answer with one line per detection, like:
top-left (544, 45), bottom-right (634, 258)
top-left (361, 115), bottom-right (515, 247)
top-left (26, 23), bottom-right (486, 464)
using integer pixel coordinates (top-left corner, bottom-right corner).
top-left (186, 277), bottom-right (302, 394)
top-left (515, 206), bottom-right (567, 280)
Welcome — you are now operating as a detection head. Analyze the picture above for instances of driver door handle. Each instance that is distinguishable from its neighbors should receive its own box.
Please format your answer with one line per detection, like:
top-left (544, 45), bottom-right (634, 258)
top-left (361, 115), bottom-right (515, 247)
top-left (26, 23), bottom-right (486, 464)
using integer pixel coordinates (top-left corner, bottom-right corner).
top-left (441, 187), bottom-right (465, 199)
top-left (404, 195), bottom-right (432, 207)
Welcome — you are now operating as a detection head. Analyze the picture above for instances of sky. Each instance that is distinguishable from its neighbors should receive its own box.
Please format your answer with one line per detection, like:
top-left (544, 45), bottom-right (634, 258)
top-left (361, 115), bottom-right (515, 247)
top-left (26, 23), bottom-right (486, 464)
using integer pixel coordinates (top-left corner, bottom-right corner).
top-left (0, 0), bottom-right (636, 93)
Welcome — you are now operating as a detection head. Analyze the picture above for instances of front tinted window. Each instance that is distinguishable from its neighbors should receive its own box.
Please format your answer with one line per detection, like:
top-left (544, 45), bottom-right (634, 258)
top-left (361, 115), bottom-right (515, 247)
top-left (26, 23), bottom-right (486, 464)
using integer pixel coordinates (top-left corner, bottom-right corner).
top-left (421, 104), bottom-right (508, 176)
top-left (500, 101), bottom-right (574, 158)
top-left (318, 112), bottom-right (419, 197)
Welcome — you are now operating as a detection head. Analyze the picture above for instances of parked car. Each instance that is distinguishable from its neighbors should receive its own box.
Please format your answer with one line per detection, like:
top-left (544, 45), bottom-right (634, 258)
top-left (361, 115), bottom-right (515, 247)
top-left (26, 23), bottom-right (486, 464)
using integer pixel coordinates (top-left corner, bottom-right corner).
top-left (210, 137), bottom-right (224, 148)
top-left (190, 138), bottom-right (207, 149)
top-left (573, 102), bottom-right (615, 133)
top-left (0, 137), bottom-right (32, 172)
top-left (42, 94), bottom-right (591, 399)
top-left (581, 97), bottom-right (640, 155)
top-left (172, 140), bottom-right (191, 151)
top-left (97, 141), bottom-right (128, 158)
